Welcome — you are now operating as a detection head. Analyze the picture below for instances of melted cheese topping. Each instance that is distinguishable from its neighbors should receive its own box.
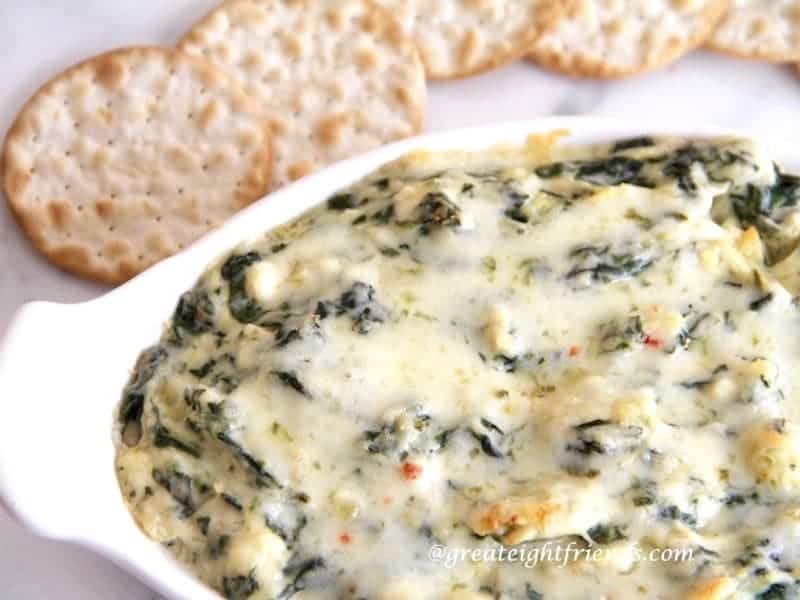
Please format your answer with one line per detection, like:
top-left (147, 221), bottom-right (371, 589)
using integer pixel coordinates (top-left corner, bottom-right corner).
top-left (116, 136), bottom-right (800, 600)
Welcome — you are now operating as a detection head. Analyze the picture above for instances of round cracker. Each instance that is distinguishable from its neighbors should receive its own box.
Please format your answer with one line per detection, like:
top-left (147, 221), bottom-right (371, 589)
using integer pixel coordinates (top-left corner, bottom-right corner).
top-left (528, 0), bottom-right (729, 78)
top-left (709, 1), bottom-right (800, 62)
top-left (374, 0), bottom-right (564, 80)
top-left (178, 0), bottom-right (426, 188)
top-left (3, 46), bottom-right (272, 284)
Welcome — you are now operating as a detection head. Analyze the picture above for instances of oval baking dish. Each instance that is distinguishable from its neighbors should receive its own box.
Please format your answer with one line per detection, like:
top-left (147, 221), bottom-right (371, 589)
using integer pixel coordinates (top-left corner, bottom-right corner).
top-left (1, 117), bottom-right (797, 600)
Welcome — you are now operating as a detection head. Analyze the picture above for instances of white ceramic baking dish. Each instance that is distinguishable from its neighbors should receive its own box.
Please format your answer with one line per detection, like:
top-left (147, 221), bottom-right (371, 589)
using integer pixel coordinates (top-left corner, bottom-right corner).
top-left (1, 117), bottom-right (796, 600)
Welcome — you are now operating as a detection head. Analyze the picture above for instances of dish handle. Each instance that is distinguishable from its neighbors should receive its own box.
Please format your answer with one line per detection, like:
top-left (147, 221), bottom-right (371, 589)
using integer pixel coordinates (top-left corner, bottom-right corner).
top-left (0, 301), bottom-right (118, 540)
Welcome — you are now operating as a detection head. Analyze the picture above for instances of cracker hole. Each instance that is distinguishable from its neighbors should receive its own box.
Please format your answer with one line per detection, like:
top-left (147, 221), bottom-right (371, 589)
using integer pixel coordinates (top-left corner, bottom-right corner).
top-left (105, 100), bottom-right (112, 108)
top-left (32, 136), bottom-right (39, 143)
top-left (204, 219), bottom-right (212, 226)
top-left (137, 254), bottom-right (144, 261)
top-left (77, 204), bottom-right (82, 211)
top-left (107, 140), bottom-right (114, 146)
top-left (155, 215), bottom-right (162, 222)
top-left (146, 190), bottom-right (153, 197)
top-left (178, 243), bottom-right (185, 250)
top-left (96, 251), bottom-right (103, 258)
top-left (178, 188), bottom-right (184, 195)
top-left (187, 112), bottom-right (193, 120)
top-left (110, 193), bottom-right (117, 199)
top-left (65, 184), bottom-right (72, 191)
top-left (108, 225), bottom-right (116, 232)
top-left (202, 164), bottom-right (208, 171)
top-left (74, 121), bottom-right (81, 129)
top-left (65, 150), bottom-right (71, 157)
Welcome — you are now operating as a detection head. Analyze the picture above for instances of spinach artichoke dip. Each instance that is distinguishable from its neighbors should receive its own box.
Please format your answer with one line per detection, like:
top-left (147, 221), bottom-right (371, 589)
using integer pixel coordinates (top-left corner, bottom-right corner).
top-left (116, 134), bottom-right (800, 600)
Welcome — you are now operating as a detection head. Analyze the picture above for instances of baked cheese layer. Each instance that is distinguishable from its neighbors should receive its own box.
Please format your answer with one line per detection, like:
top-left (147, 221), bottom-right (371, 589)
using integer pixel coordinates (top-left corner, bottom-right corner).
top-left (116, 135), bottom-right (800, 600)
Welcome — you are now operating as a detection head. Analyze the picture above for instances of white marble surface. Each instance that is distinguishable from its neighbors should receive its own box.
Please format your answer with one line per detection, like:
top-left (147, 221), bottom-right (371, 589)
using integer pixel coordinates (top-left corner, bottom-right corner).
top-left (1, 1), bottom-right (800, 598)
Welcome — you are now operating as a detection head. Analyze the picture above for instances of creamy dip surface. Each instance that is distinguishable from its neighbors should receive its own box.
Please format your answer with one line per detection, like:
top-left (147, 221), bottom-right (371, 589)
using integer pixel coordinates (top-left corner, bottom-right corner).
top-left (116, 134), bottom-right (800, 600)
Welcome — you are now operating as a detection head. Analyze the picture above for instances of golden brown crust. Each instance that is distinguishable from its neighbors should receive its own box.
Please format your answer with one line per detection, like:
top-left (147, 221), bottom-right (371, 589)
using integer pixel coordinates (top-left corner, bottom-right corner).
top-left (2, 46), bottom-right (272, 284)
top-left (528, 0), bottom-right (729, 79)
top-left (685, 576), bottom-right (737, 600)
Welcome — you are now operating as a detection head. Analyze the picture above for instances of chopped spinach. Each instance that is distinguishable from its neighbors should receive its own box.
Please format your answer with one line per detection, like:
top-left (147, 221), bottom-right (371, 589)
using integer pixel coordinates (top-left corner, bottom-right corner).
top-left (221, 251), bottom-right (262, 281)
top-left (222, 494), bottom-right (243, 512)
top-left (364, 405), bottom-right (451, 460)
top-left (612, 137), bottom-right (655, 153)
top-left (221, 252), bottom-right (266, 323)
top-left (731, 168), bottom-right (800, 227)
top-left (209, 534), bottom-right (231, 559)
top-left (172, 289), bottom-right (215, 341)
top-left (371, 203), bottom-right (395, 224)
top-left (587, 523), bottom-right (627, 545)
top-left (575, 156), bottom-right (645, 186)
top-left (267, 312), bottom-right (323, 349)
top-left (469, 418), bottom-right (510, 458)
top-left (535, 162), bottom-right (564, 178)
top-left (336, 282), bottom-right (388, 334)
top-left (327, 193), bottom-right (363, 211)
top-left (278, 557), bottom-right (326, 600)
top-left (503, 190), bottom-right (531, 224)
top-left (416, 192), bottom-right (463, 231)
top-left (151, 468), bottom-right (209, 519)
top-left (566, 420), bottom-right (643, 456)
top-left (119, 345), bottom-right (168, 442)
top-left (525, 584), bottom-right (544, 600)
top-left (196, 516), bottom-right (211, 535)
top-left (750, 293), bottom-right (774, 311)
top-left (658, 504), bottom-right (697, 527)
top-left (633, 494), bottom-right (655, 507)
top-left (190, 358), bottom-right (217, 379)
top-left (265, 510), bottom-right (307, 546)
top-left (153, 426), bottom-right (201, 458)
top-left (217, 432), bottom-right (281, 488)
top-left (672, 311), bottom-right (713, 351)
top-left (189, 353), bottom-right (241, 393)
top-left (272, 370), bottom-right (311, 398)
top-left (598, 316), bottom-right (644, 353)
top-left (756, 583), bottom-right (796, 600)
top-left (223, 571), bottom-right (259, 600)
top-left (566, 245), bottom-right (654, 285)
top-left (478, 352), bottom-right (519, 373)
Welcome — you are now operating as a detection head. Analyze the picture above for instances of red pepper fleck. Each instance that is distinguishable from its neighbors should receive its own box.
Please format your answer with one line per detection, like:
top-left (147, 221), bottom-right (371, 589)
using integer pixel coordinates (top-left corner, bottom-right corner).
top-left (643, 335), bottom-right (662, 349)
top-left (383, 496), bottom-right (394, 505)
top-left (568, 345), bottom-right (580, 357)
top-left (401, 461), bottom-right (422, 480)
top-left (338, 532), bottom-right (352, 544)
